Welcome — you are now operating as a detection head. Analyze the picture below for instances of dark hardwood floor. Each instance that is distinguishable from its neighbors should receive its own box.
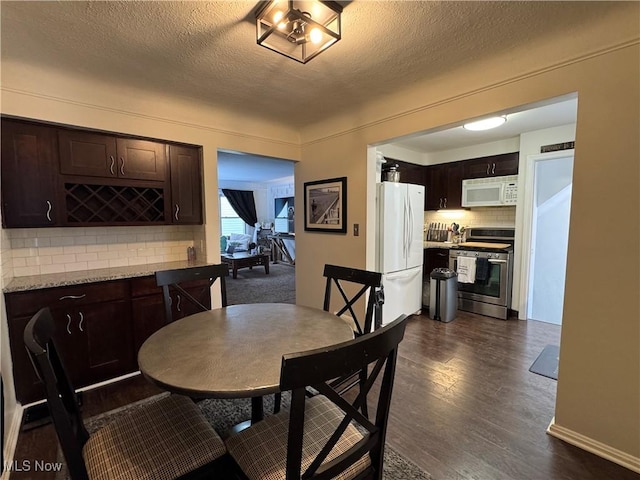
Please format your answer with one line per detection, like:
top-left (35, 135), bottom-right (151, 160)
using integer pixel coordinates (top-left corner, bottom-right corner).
top-left (8, 311), bottom-right (639, 479)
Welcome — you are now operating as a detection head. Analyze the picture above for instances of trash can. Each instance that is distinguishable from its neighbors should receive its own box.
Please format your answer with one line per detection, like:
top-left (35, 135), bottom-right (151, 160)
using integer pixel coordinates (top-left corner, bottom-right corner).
top-left (429, 268), bottom-right (458, 322)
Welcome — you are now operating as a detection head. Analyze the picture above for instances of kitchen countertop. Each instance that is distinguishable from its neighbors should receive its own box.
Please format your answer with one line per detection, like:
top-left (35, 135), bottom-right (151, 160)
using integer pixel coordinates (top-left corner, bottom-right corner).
top-left (3, 260), bottom-right (213, 293)
top-left (423, 241), bottom-right (456, 249)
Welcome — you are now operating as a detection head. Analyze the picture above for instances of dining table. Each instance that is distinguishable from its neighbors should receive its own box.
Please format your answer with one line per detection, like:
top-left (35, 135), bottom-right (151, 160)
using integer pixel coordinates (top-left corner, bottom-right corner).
top-left (137, 302), bottom-right (354, 424)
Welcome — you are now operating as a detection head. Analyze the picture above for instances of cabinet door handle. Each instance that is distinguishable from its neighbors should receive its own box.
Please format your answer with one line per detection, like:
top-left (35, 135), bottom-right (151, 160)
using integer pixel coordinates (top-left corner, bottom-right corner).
top-left (443, 197), bottom-right (447, 208)
top-left (46, 201), bottom-right (52, 222)
top-left (110, 156), bottom-right (115, 176)
top-left (487, 163), bottom-right (490, 175)
top-left (492, 163), bottom-right (496, 175)
top-left (176, 294), bottom-right (181, 312)
top-left (439, 198), bottom-right (443, 209)
top-left (174, 204), bottom-right (180, 221)
top-left (78, 311), bottom-right (84, 332)
top-left (59, 294), bottom-right (86, 300)
top-left (66, 314), bottom-right (72, 334)
top-left (120, 157), bottom-right (125, 176)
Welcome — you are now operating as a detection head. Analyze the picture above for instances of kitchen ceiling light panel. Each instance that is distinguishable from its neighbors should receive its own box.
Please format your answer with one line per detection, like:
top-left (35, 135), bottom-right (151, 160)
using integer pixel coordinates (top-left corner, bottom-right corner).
top-left (463, 116), bottom-right (508, 131)
top-left (256, 0), bottom-right (342, 64)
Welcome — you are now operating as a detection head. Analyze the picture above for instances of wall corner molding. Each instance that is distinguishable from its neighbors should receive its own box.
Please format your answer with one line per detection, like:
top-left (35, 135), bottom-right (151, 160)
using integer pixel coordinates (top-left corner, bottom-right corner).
top-left (547, 417), bottom-right (640, 474)
top-left (2, 404), bottom-right (23, 479)
top-left (0, 86), bottom-right (300, 150)
top-left (301, 38), bottom-right (640, 148)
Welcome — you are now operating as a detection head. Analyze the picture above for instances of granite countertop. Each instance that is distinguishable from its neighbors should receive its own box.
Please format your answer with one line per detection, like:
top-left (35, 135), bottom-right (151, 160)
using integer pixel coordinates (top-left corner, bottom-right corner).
top-left (3, 260), bottom-right (213, 293)
top-left (423, 241), bottom-right (456, 249)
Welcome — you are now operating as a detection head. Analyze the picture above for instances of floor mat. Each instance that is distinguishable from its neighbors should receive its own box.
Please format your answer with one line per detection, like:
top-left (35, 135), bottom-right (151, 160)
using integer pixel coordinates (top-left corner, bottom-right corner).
top-left (529, 344), bottom-right (560, 380)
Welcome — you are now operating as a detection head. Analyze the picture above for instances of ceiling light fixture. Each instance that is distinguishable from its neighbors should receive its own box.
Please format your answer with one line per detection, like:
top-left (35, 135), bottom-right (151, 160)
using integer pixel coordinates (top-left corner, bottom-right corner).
top-left (255, 0), bottom-right (343, 64)
top-left (463, 116), bottom-right (507, 131)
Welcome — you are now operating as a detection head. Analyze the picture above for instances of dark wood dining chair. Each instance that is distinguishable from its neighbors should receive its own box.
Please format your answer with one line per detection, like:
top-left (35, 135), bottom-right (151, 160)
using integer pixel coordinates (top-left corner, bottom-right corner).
top-left (225, 314), bottom-right (409, 480)
top-left (155, 263), bottom-right (229, 324)
top-left (322, 264), bottom-right (385, 413)
top-left (156, 263), bottom-right (281, 414)
top-left (24, 307), bottom-right (229, 480)
top-left (323, 264), bottom-right (384, 336)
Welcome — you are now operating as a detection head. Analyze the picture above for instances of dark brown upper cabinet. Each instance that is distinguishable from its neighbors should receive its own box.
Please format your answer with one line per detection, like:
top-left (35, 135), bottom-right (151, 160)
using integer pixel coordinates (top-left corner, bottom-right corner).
top-left (1, 119), bottom-right (60, 227)
top-left (424, 162), bottom-right (465, 210)
top-left (169, 145), bottom-right (203, 224)
top-left (2, 117), bottom-right (203, 227)
top-left (463, 152), bottom-right (519, 179)
top-left (424, 164), bottom-right (444, 211)
top-left (59, 130), bottom-right (166, 182)
top-left (390, 159), bottom-right (424, 187)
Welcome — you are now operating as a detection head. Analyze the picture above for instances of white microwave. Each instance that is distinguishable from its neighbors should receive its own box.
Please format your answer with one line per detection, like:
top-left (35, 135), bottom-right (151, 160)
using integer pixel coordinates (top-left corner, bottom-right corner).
top-left (461, 175), bottom-right (518, 207)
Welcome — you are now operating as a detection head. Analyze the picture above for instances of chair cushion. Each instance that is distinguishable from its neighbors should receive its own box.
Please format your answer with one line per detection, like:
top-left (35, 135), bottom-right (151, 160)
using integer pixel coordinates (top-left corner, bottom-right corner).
top-left (83, 394), bottom-right (226, 480)
top-left (226, 395), bottom-right (371, 480)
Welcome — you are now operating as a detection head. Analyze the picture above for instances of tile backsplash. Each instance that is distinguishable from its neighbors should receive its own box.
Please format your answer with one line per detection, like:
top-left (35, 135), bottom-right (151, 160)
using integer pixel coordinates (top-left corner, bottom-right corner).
top-left (1, 226), bottom-right (12, 283)
top-left (5, 225), bottom-right (203, 278)
top-left (424, 206), bottom-right (516, 235)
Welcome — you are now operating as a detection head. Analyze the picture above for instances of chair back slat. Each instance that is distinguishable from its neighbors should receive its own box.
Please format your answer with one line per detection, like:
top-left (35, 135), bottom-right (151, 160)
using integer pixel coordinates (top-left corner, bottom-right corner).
top-left (24, 308), bottom-right (90, 480)
top-left (280, 314), bottom-right (408, 480)
top-left (155, 264), bottom-right (229, 324)
top-left (322, 264), bottom-right (384, 336)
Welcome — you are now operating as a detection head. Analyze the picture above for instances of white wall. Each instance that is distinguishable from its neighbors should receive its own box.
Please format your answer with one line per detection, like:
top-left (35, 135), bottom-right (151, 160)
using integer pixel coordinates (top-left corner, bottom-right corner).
top-left (376, 144), bottom-right (425, 165)
top-left (218, 178), bottom-right (295, 231)
top-left (530, 178), bottom-right (573, 324)
top-left (515, 123), bottom-right (577, 316)
top-left (425, 138), bottom-right (521, 165)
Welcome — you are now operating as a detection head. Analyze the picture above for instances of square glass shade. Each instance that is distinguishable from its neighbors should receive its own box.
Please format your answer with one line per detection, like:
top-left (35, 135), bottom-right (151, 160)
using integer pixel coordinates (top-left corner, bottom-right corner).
top-left (256, 0), bottom-right (342, 63)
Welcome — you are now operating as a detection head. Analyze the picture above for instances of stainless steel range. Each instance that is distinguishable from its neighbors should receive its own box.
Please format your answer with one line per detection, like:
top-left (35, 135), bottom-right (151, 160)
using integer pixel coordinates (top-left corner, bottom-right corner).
top-left (449, 227), bottom-right (515, 319)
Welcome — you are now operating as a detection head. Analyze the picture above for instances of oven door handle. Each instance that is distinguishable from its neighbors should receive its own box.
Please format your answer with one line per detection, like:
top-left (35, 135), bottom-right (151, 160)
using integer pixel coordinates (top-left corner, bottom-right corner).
top-left (488, 259), bottom-right (508, 264)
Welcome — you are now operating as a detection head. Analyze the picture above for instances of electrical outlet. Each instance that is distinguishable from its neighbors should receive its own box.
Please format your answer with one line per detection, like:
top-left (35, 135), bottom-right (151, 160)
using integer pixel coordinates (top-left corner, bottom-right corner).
top-left (354, 224), bottom-right (359, 236)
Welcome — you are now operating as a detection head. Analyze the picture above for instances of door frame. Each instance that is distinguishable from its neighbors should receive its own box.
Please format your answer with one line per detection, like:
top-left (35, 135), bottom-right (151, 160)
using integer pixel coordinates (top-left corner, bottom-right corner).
top-left (517, 149), bottom-right (575, 320)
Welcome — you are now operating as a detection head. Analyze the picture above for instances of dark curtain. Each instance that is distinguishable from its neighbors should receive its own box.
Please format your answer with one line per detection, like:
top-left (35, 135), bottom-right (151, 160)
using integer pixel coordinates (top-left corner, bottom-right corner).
top-left (222, 189), bottom-right (257, 227)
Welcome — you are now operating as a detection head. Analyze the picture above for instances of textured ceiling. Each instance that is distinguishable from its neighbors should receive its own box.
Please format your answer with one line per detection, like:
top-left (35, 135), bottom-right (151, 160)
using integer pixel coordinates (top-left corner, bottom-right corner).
top-left (0, 1), bottom-right (632, 129)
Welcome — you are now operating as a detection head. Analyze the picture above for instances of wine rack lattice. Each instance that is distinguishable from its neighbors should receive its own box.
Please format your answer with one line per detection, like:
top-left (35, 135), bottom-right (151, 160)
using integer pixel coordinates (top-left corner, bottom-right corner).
top-left (65, 183), bottom-right (165, 224)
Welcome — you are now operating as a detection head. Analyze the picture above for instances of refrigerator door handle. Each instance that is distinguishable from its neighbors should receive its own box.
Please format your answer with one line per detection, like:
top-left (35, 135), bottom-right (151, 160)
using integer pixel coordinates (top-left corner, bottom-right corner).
top-left (408, 196), bottom-right (414, 252)
top-left (404, 196), bottom-right (409, 260)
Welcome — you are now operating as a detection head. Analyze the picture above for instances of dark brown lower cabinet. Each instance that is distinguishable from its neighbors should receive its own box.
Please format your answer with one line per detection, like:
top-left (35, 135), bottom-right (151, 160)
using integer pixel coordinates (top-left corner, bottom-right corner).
top-left (4, 273), bottom-right (214, 406)
top-left (79, 301), bottom-right (134, 385)
top-left (131, 275), bottom-right (211, 354)
top-left (131, 294), bottom-right (166, 354)
top-left (7, 304), bottom-right (135, 405)
top-left (423, 248), bottom-right (450, 279)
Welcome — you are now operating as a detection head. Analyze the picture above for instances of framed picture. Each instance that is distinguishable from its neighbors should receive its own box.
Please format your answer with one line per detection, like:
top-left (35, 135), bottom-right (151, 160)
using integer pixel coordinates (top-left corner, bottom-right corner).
top-left (304, 177), bottom-right (347, 233)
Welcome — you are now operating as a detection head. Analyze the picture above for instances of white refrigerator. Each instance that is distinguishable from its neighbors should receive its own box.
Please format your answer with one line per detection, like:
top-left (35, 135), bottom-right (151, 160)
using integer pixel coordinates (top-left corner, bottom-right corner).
top-left (377, 182), bottom-right (425, 325)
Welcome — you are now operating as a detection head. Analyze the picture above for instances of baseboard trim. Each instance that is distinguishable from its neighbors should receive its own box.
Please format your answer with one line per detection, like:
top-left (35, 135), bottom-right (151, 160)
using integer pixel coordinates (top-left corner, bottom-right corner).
top-left (2, 404), bottom-right (24, 480)
top-left (547, 417), bottom-right (640, 474)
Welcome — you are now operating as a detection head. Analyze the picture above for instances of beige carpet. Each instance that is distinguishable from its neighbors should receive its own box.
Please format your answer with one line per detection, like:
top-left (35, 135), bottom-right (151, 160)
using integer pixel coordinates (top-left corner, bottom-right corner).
top-left (226, 261), bottom-right (295, 305)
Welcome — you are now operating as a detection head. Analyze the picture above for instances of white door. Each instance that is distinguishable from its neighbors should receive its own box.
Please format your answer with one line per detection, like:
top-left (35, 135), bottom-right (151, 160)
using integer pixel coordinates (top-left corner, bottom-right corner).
top-left (527, 152), bottom-right (574, 325)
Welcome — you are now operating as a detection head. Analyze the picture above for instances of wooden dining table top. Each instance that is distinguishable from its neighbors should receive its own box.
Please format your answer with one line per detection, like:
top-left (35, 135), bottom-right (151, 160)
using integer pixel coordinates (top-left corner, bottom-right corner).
top-left (137, 303), bottom-right (354, 399)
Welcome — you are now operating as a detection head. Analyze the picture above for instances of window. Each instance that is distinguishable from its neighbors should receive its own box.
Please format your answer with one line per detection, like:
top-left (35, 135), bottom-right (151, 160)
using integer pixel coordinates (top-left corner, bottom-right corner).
top-left (219, 195), bottom-right (245, 236)
top-left (274, 197), bottom-right (294, 233)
